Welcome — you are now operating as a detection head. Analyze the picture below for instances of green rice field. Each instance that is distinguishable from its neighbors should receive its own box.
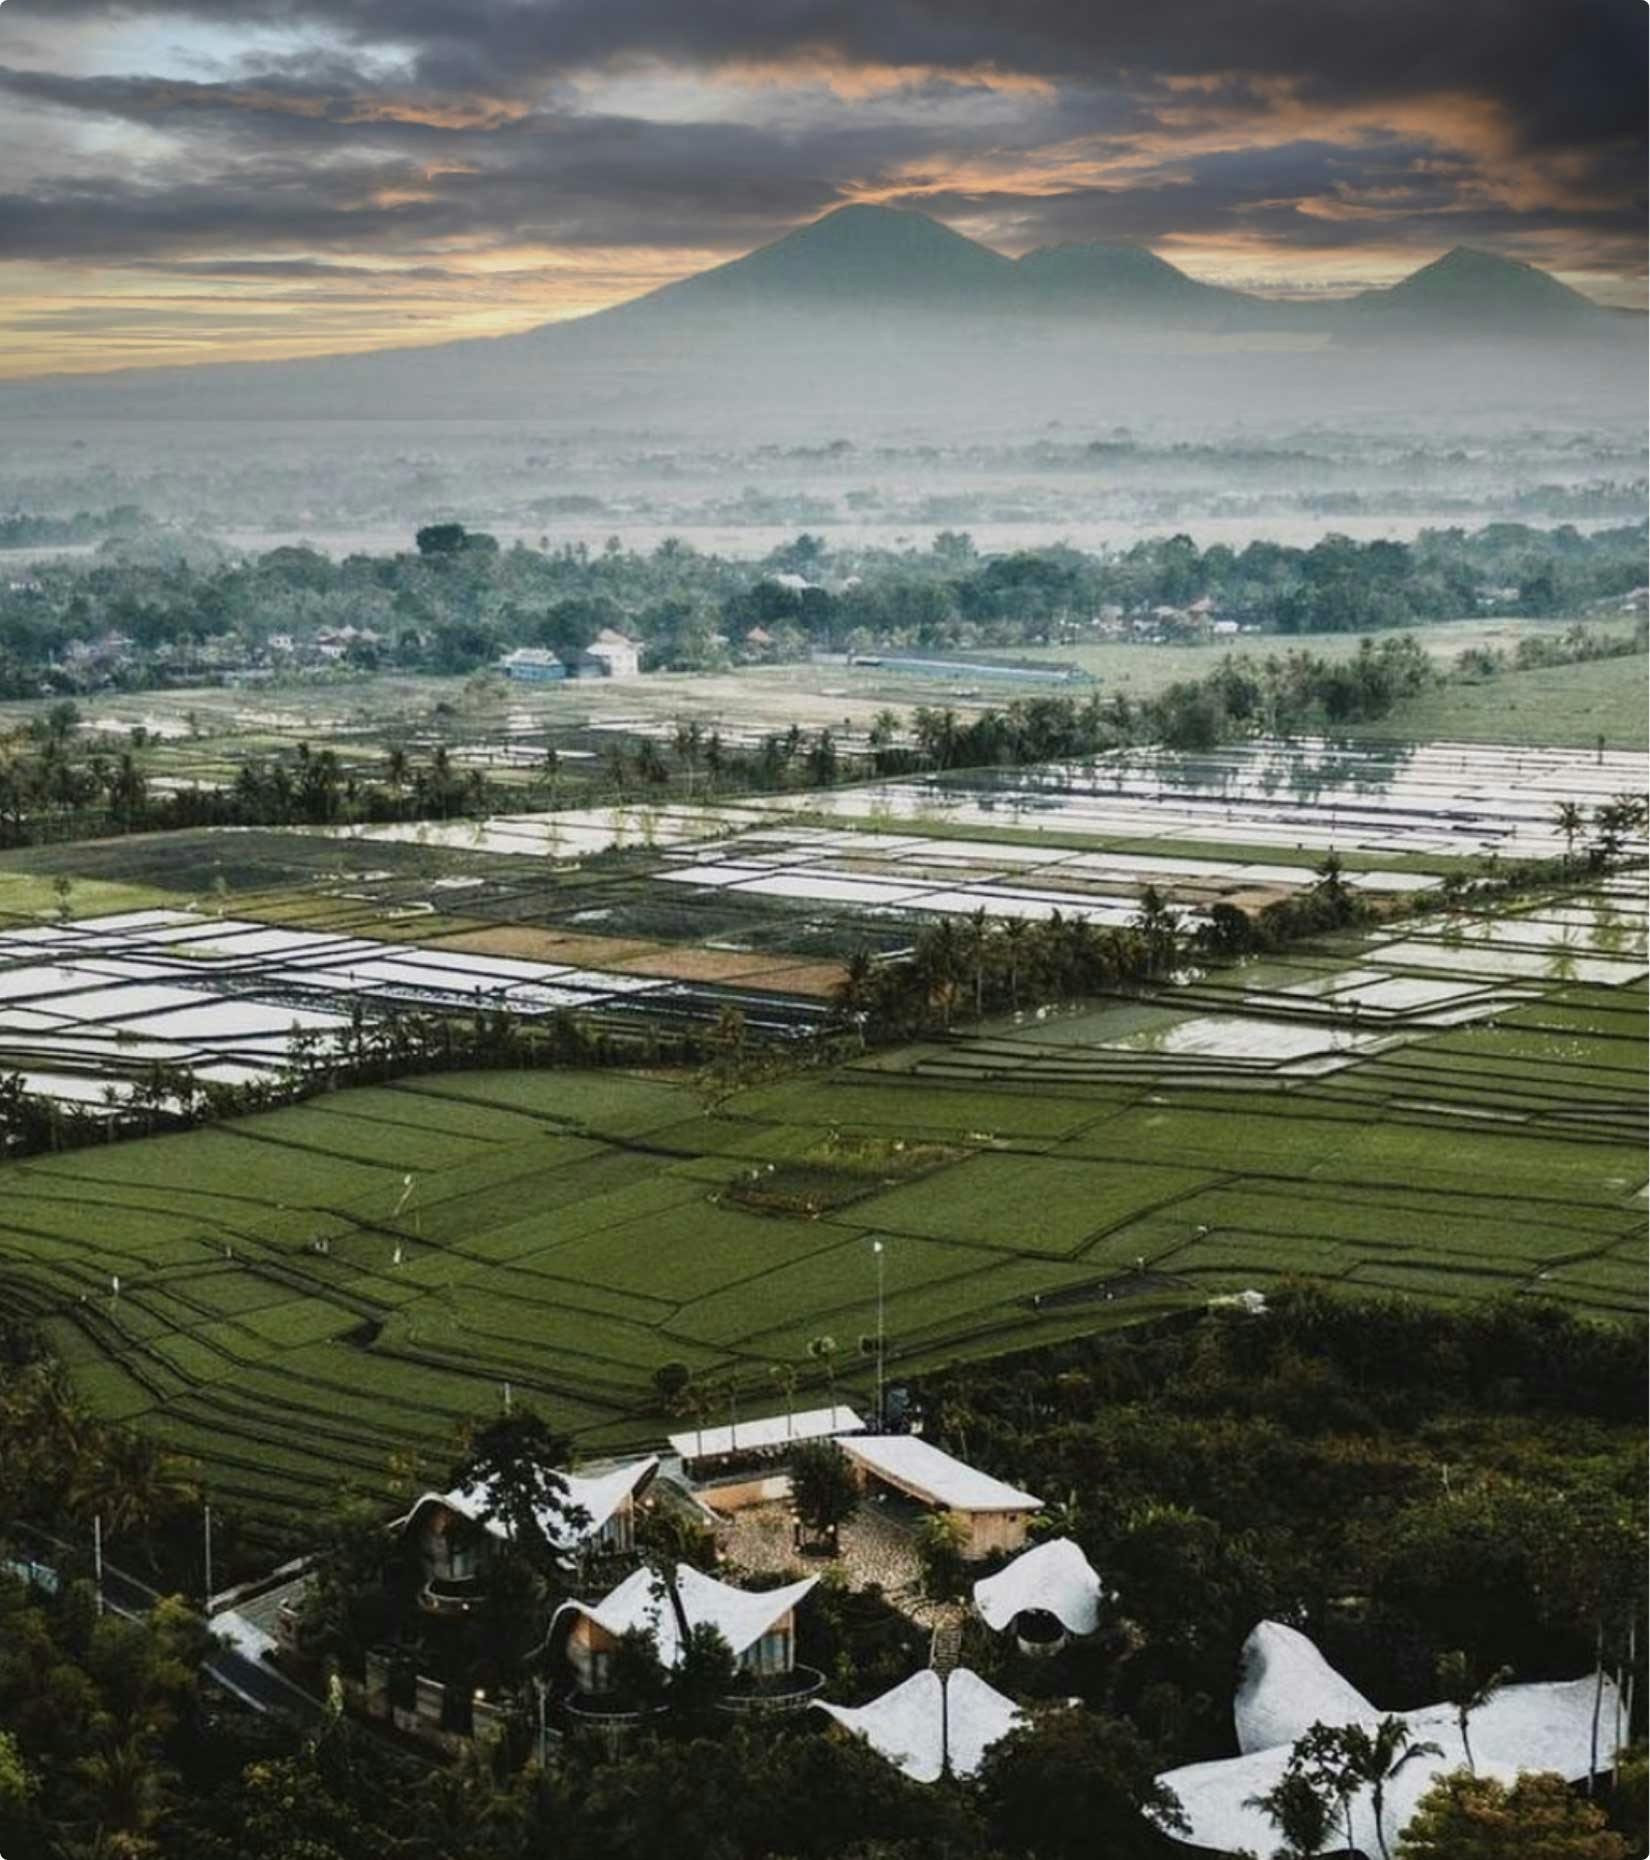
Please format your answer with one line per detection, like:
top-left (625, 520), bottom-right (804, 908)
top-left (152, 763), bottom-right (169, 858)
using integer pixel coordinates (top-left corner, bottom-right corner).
top-left (1, 869), bottom-right (1643, 1546)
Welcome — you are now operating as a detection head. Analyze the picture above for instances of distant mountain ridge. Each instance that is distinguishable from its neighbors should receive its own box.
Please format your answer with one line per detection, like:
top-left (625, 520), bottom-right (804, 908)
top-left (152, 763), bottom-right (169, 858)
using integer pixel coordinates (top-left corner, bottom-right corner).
top-left (634, 202), bottom-right (1018, 310)
top-left (0, 204), bottom-right (1628, 422)
top-left (616, 205), bottom-right (1608, 333)
top-left (1345, 244), bottom-right (1608, 329)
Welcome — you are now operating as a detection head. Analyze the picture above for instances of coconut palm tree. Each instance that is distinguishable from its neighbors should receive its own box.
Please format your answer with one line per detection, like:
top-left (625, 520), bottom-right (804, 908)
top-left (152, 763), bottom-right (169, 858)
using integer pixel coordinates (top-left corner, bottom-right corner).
top-left (1356, 1717), bottom-right (1443, 1860)
top-left (769, 1363), bottom-right (800, 1440)
top-left (1245, 1768), bottom-right (1335, 1858)
top-left (966, 907), bottom-right (990, 1020)
top-left (834, 947), bottom-right (876, 1047)
top-left (1000, 915), bottom-right (1029, 1011)
top-left (73, 1730), bottom-right (175, 1850)
top-left (1554, 799), bottom-right (1585, 870)
top-left (807, 1335), bottom-right (840, 1414)
top-left (1134, 885), bottom-right (1182, 979)
top-left (1435, 1651), bottom-right (1513, 1776)
top-left (70, 1428), bottom-right (199, 1568)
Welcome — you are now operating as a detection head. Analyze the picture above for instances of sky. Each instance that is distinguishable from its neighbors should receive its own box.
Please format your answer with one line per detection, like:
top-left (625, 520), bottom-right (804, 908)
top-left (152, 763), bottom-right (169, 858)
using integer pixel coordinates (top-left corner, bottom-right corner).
top-left (0, 0), bottom-right (1644, 376)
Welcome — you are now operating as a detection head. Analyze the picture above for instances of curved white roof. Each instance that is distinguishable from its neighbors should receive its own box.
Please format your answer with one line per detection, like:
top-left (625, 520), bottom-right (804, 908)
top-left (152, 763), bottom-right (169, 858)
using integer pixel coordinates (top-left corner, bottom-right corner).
top-left (1235, 1619), bottom-right (1376, 1753)
top-left (397, 1455), bottom-right (657, 1551)
top-left (817, 1669), bottom-right (946, 1784)
top-left (815, 1666), bottom-right (1021, 1783)
top-left (945, 1668), bottom-right (1025, 1777)
top-left (841, 1435), bottom-right (1041, 1513)
top-left (973, 1538), bottom-right (1103, 1637)
top-left (1159, 1620), bottom-right (1624, 1857)
top-left (553, 1562), bottom-right (817, 1667)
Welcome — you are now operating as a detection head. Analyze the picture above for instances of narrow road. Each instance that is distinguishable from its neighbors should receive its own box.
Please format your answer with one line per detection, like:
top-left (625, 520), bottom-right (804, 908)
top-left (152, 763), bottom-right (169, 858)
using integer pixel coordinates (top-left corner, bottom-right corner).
top-left (7, 1523), bottom-right (430, 1756)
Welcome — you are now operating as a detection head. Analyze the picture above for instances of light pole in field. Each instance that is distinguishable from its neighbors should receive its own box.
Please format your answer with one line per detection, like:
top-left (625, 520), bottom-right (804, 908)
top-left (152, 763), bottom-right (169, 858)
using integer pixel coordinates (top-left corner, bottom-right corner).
top-left (873, 1240), bottom-right (886, 1430)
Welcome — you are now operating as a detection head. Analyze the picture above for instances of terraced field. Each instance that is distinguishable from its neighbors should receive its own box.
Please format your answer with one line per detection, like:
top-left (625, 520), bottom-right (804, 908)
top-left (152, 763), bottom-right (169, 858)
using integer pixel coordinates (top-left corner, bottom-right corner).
top-left (1, 871), bottom-right (1642, 1546)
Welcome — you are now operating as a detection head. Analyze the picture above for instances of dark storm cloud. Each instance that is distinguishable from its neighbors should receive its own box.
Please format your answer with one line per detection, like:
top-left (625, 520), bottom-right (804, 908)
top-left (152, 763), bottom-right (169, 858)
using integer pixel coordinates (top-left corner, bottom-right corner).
top-left (0, 0), bottom-right (1640, 313)
top-left (12, 0), bottom-right (1642, 154)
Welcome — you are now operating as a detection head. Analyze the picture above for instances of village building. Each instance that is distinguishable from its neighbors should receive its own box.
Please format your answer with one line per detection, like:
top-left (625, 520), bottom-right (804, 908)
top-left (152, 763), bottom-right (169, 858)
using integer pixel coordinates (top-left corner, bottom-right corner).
top-left (62, 631), bottom-right (134, 669)
top-left (574, 627), bottom-right (642, 678)
top-left (314, 623), bottom-right (381, 661)
top-left (496, 645), bottom-right (567, 683)
top-left (838, 1435), bottom-right (1041, 1560)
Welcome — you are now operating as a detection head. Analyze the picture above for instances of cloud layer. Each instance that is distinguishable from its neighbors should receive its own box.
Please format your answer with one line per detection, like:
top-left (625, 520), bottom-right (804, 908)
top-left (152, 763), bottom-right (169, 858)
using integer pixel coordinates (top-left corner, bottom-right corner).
top-left (0, 0), bottom-right (1642, 372)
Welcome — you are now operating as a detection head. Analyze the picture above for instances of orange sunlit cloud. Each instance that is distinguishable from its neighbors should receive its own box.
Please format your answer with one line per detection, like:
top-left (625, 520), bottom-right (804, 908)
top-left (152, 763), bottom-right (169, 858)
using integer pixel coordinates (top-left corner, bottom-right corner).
top-left (0, 3), bottom-right (1640, 375)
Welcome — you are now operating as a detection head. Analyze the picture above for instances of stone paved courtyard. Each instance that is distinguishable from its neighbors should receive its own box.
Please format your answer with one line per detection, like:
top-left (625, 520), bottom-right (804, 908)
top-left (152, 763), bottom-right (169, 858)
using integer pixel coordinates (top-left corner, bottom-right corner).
top-left (718, 1492), bottom-right (966, 1633)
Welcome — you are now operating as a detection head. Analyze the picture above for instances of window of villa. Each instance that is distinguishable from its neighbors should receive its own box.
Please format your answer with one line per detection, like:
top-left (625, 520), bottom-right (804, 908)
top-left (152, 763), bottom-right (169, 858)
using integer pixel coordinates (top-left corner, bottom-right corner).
top-left (746, 1627), bottom-right (791, 1675)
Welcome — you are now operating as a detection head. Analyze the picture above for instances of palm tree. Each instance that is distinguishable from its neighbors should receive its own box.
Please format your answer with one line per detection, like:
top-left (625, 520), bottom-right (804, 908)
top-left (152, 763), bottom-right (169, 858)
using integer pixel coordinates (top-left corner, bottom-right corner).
top-left (635, 739), bottom-right (669, 788)
top-left (916, 920), bottom-right (964, 1029)
top-left (74, 1730), bottom-right (175, 1849)
top-left (1134, 885), bottom-right (1181, 978)
top-left (1357, 1716), bottom-right (1443, 1860)
top-left (769, 1363), bottom-right (800, 1440)
top-left (672, 719), bottom-right (703, 796)
top-left (807, 1335), bottom-right (839, 1414)
top-left (1435, 1651), bottom-right (1512, 1776)
top-left (1314, 848), bottom-right (1349, 911)
top-left (966, 907), bottom-right (989, 1020)
top-left (834, 948), bottom-right (876, 1046)
top-left (71, 1428), bottom-right (199, 1567)
top-left (1554, 800), bottom-right (1585, 870)
top-left (1245, 1768), bottom-right (1335, 1858)
top-left (1000, 916), bottom-right (1029, 1011)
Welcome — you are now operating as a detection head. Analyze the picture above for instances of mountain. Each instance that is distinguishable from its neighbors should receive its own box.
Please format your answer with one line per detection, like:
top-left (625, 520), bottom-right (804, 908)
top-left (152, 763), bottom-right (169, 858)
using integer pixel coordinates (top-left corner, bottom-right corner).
top-left (628, 202), bottom-right (1017, 313)
top-left (1012, 241), bottom-right (1258, 324)
top-left (0, 208), bottom-right (1628, 425)
top-left (1344, 245), bottom-right (1609, 336)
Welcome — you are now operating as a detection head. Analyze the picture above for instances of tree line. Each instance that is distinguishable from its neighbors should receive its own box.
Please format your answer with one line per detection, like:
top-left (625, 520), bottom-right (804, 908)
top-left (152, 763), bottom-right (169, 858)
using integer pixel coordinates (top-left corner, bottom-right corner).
top-left (2, 518), bottom-right (1643, 691)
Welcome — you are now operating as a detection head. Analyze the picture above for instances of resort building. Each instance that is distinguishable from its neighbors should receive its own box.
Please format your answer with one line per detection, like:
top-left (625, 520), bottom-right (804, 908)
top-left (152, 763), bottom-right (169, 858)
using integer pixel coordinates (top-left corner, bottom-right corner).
top-left (669, 1404), bottom-right (865, 1514)
top-left (551, 1563), bottom-right (817, 1695)
top-left (668, 1404), bottom-right (863, 1469)
top-left (394, 1456), bottom-right (658, 1609)
top-left (972, 1537), bottom-right (1104, 1653)
top-left (839, 1435), bottom-right (1041, 1560)
top-left (1159, 1621), bottom-right (1624, 1857)
top-left (816, 1667), bottom-right (1022, 1782)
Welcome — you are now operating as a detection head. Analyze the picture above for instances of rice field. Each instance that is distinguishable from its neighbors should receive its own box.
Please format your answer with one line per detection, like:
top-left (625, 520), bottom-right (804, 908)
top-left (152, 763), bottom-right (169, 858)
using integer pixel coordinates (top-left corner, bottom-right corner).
top-left (1, 863), bottom-right (1641, 1546)
top-left (0, 905), bottom-right (836, 1103)
top-left (741, 738), bottom-right (1649, 863)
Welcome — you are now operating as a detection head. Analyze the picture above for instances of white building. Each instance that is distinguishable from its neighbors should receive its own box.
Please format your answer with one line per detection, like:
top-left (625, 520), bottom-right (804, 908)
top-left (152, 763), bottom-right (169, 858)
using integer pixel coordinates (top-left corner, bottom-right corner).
top-left (575, 628), bottom-right (642, 679)
top-left (839, 1435), bottom-right (1041, 1560)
